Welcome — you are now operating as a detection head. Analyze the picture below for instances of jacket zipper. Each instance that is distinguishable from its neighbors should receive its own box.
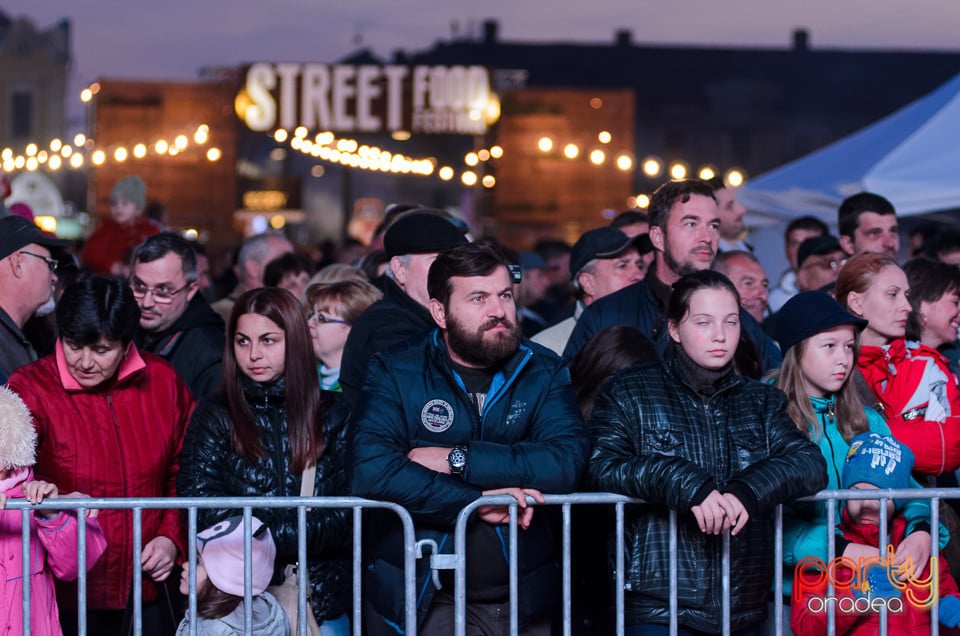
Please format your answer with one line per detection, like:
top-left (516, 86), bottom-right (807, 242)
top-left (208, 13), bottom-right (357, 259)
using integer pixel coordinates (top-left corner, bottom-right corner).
top-left (479, 347), bottom-right (532, 437)
top-left (107, 394), bottom-right (132, 605)
top-left (264, 395), bottom-right (290, 497)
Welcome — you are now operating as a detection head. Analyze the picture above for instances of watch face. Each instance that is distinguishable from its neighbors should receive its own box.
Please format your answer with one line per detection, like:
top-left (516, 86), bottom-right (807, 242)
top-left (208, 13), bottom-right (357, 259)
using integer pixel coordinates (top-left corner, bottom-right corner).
top-left (448, 448), bottom-right (467, 471)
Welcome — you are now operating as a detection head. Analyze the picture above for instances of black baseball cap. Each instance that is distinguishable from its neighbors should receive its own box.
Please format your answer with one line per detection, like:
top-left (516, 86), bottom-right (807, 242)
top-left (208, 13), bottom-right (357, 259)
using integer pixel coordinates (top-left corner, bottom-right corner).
top-left (569, 227), bottom-right (649, 278)
top-left (383, 212), bottom-right (469, 258)
top-left (0, 215), bottom-right (72, 260)
top-left (797, 234), bottom-right (842, 269)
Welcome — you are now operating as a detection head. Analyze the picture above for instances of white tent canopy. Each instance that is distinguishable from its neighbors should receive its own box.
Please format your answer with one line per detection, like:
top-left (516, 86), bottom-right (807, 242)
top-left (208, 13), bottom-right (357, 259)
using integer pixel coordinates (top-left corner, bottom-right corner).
top-left (739, 72), bottom-right (960, 224)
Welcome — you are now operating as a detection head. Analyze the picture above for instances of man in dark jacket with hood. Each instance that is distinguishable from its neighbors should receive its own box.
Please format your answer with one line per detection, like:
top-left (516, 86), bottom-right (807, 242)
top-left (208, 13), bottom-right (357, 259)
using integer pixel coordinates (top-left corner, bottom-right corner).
top-left (351, 243), bottom-right (589, 635)
top-left (339, 211), bottom-right (469, 408)
top-left (131, 232), bottom-right (224, 399)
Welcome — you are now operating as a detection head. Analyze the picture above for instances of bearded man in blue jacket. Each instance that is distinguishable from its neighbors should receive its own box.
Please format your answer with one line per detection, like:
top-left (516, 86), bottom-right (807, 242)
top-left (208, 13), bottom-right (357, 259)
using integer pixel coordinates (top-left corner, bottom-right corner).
top-left (351, 242), bottom-right (589, 635)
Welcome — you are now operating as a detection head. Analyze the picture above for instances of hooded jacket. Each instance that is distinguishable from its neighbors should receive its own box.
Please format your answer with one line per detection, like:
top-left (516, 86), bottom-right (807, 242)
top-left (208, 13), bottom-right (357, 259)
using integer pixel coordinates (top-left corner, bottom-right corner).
top-left (588, 342), bottom-right (827, 633)
top-left (350, 330), bottom-right (589, 629)
top-left (137, 294), bottom-right (225, 399)
top-left (1, 468), bottom-right (109, 636)
top-left (858, 340), bottom-right (960, 475)
top-left (177, 379), bottom-right (351, 623)
top-left (7, 343), bottom-right (193, 610)
top-left (174, 592), bottom-right (290, 636)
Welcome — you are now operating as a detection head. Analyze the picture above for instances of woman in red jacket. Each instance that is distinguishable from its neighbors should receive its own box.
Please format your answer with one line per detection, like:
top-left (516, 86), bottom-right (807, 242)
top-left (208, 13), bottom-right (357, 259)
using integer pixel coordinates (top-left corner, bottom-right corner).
top-left (837, 253), bottom-right (960, 478)
top-left (8, 276), bottom-right (194, 635)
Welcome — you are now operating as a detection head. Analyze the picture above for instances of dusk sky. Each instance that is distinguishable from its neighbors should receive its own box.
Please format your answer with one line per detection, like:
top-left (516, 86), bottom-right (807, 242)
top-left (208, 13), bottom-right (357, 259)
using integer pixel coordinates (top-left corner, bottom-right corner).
top-left (5, 0), bottom-right (960, 87)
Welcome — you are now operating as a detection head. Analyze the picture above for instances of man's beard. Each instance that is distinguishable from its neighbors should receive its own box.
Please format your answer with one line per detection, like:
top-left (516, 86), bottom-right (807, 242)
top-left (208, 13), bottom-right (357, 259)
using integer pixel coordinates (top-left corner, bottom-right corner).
top-left (446, 313), bottom-right (521, 368)
top-left (663, 239), bottom-right (713, 277)
top-left (35, 296), bottom-right (56, 318)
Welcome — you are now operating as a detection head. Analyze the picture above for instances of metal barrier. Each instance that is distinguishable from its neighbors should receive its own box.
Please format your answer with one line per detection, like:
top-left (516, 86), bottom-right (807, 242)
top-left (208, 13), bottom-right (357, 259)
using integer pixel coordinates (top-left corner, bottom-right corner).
top-left (3, 496), bottom-right (417, 636)
top-left (442, 490), bottom-right (951, 636)
top-left (3, 488), bottom-right (956, 635)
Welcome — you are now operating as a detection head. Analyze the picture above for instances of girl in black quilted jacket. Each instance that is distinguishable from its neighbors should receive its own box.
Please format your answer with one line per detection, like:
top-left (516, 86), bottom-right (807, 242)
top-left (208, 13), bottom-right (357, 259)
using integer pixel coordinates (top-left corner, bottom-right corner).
top-left (588, 270), bottom-right (827, 635)
top-left (178, 287), bottom-right (351, 635)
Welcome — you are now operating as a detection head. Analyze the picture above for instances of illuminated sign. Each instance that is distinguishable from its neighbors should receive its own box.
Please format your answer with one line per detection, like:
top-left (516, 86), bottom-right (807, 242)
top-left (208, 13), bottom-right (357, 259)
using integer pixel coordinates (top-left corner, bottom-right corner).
top-left (239, 64), bottom-right (492, 135)
top-left (242, 190), bottom-right (287, 210)
top-left (238, 177), bottom-right (301, 211)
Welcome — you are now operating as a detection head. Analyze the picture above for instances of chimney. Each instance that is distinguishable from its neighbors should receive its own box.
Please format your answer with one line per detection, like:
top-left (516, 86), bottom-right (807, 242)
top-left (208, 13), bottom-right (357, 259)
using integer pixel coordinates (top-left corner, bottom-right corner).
top-left (793, 28), bottom-right (809, 52)
top-left (615, 29), bottom-right (632, 47)
top-left (482, 19), bottom-right (498, 45)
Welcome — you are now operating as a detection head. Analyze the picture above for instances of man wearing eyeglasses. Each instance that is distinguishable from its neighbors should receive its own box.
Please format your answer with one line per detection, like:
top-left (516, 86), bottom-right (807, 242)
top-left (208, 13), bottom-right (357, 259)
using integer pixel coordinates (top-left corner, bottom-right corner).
top-left (796, 234), bottom-right (848, 294)
top-left (130, 232), bottom-right (225, 399)
top-left (0, 215), bottom-right (71, 382)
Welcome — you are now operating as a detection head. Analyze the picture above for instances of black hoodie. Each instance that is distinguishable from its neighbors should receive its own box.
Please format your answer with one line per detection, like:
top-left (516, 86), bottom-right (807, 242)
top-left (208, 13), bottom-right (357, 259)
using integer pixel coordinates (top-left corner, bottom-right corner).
top-left (136, 294), bottom-right (225, 399)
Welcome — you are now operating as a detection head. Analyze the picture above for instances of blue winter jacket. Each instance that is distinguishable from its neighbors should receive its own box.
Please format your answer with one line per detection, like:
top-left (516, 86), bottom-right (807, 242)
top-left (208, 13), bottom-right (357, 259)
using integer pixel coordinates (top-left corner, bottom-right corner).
top-left (349, 330), bottom-right (589, 630)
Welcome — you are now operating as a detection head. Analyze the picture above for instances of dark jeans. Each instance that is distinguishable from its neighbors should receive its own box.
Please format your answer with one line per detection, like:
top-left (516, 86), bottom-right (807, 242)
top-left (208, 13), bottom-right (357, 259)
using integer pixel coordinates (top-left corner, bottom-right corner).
top-left (363, 591), bottom-right (552, 636)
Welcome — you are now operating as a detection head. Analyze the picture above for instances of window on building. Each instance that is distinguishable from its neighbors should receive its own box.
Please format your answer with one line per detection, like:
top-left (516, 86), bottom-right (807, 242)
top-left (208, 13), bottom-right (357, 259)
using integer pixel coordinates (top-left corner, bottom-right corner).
top-left (11, 91), bottom-right (32, 138)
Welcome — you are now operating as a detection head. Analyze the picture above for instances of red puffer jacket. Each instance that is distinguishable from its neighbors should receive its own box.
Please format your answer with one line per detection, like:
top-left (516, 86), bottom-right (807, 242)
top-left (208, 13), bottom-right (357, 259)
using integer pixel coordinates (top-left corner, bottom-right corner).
top-left (859, 340), bottom-right (960, 475)
top-left (7, 342), bottom-right (193, 610)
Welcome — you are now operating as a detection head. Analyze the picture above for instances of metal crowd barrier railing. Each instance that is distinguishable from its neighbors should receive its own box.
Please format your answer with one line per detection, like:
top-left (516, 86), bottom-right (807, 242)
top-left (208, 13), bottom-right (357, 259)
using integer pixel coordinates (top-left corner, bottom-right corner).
top-left (449, 490), bottom-right (952, 636)
top-left (3, 496), bottom-right (417, 636)
top-left (3, 488), bottom-right (955, 636)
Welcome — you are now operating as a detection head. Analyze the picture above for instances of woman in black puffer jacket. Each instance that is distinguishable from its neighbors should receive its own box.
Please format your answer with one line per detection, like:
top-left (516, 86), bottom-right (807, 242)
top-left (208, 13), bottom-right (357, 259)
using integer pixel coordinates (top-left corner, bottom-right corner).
top-left (178, 287), bottom-right (350, 634)
top-left (589, 271), bottom-right (827, 635)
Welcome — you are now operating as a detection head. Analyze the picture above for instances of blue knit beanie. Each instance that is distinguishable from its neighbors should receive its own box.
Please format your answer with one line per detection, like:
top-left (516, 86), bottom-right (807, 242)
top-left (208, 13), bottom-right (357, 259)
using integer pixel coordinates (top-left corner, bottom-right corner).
top-left (842, 432), bottom-right (914, 490)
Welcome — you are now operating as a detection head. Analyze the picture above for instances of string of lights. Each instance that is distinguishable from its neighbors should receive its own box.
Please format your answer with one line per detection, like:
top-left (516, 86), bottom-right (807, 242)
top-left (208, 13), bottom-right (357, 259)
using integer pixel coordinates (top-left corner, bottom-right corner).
top-left (7, 84), bottom-right (747, 207)
top-left (0, 125), bottom-right (221, 175)
top-left (273, 126), bottom-right (504, 189)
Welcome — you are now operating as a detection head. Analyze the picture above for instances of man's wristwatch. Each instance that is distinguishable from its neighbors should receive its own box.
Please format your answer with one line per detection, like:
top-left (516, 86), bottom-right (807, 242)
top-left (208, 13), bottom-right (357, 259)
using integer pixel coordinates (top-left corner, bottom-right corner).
top-left (447, 444), bottom-right (469, 478)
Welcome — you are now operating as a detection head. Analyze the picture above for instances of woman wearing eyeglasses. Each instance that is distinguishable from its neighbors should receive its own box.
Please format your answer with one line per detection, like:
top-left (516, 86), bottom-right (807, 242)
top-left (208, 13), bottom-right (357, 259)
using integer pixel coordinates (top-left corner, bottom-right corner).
top-left (304, 280), bottom-right (381, 392)
top-left (177, 287), bottom-right (351, 635)
top-left (7, 276), bottom-right (194, 635)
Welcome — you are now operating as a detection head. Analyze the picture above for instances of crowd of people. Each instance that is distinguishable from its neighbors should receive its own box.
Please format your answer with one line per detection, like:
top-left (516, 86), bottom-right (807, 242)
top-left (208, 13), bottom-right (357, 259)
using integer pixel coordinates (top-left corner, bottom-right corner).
top-left (3, 172), bottom-right (960, 635)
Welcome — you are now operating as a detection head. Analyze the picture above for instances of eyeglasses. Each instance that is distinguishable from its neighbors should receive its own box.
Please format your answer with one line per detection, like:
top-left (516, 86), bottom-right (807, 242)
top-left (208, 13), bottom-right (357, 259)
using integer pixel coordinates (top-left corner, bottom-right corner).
top-left (129, 279), bottom-right (192, 304)
top-left (19, 251), bottom-right (59, 274)
top-left (307, 312), bottom-right (349, 326)
top-left (804, 257), bottom-right (848, 272)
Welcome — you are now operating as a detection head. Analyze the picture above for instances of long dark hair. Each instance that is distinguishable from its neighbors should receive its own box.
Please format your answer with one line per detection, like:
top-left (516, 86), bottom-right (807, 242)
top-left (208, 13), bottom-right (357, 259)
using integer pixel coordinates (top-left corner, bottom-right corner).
top-left (569, 326), bottom-right (659, 421)
top-left (223, 287), bottom-right (326, 472)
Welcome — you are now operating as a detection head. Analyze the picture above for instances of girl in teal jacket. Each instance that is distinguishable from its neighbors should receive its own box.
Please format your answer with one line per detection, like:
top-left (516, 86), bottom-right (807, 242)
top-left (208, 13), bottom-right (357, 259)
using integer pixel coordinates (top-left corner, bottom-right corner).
top-left (773, 292), bottom-right (944, 602)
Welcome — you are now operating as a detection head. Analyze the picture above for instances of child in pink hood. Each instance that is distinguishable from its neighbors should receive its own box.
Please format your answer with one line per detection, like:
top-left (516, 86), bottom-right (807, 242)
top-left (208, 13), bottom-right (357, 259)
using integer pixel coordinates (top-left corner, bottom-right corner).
top-left (0, 385), bottom-right (107, 636)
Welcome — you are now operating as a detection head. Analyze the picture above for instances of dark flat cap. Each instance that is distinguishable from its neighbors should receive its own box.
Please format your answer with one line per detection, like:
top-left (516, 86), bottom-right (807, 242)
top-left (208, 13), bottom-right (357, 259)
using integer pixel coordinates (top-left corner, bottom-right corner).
top-left (383, 212), bottom-right (469, 258)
